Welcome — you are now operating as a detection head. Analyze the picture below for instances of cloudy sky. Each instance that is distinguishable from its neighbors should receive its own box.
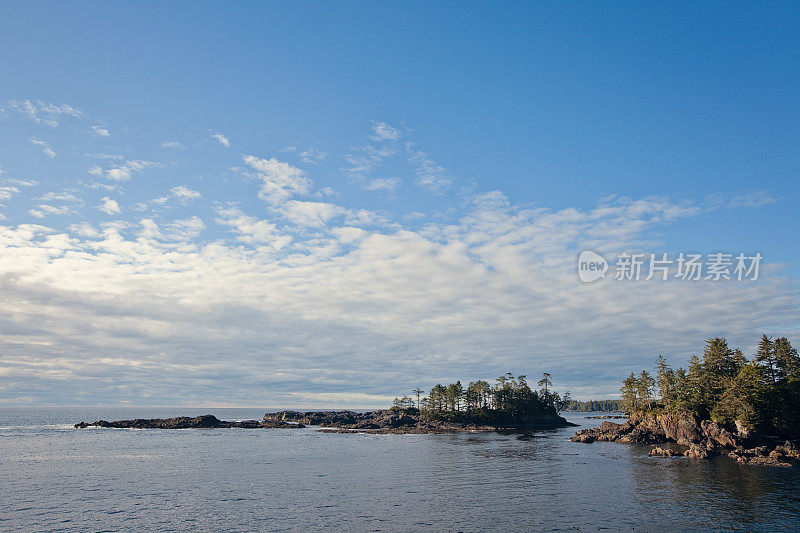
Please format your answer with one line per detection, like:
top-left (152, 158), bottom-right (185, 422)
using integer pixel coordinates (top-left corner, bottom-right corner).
top-left (1, 2), bottom-right (798, 406)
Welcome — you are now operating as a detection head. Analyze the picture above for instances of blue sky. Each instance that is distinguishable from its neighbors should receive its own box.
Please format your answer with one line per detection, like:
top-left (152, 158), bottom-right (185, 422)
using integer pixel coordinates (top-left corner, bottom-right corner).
top-left (1, 1), bottom-right (798, 406)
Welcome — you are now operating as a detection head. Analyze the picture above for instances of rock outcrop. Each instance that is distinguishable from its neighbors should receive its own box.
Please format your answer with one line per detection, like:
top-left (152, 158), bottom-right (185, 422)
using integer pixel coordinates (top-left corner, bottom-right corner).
top-left (571, 412), bottom-right (796, 467)
top-left (74, 414), bottom-right (304, 429)
top-left (264, 409), bottom-right (574, 434)
top-left (649, 446), bottom-right (680, 457)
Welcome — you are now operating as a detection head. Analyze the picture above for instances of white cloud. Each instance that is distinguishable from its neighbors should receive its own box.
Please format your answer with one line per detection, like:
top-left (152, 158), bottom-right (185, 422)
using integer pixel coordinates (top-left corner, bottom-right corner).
top-left (281, 200), bottom-right (345, 228)
top-left (160, 141), bottom-right (184, 149)
top-left (344, 121), bottom-right (454, 193)
top-left (364, 177), bottom-right (401, 193)
top-left (97, 197), bottom-right (121, 215)
top-left (7, 99), bottom-right (83, 127)
top-left (166, 216), bottom-right (206, 240)
top-left (314, 186), bottom-right (338, 198)
top-left (91, 125), bottom-right (110, 137)
top-left (0, 186), bottom-right (20, 201)
top-left (243, 155), bottom-right (311, 205)
top-left (299, 146), bottom-right (328, 164)
top-left (211, 132), bottom-right (230, 147)
top-left (0, 194), bottom-right (797, 406)
top-left (136, 216), bottom-right (205, 241)
top-left (39, 191), bottom-right (80, 203)
top-left (343, 124), bottom-right (399, 183)
top-left (707, 190), bottom-right (780, 210)
top-left (10, 178), bottom-right (37, 187)
top-left (85, 153), bottom-right (124, 160)
top-left (215, 206), bottom-right (292, 248)
top-left (28, 204), bottom-right (73, 218)
top-left (170, 185), bottom-right (202, 204)
top-left (30, 138), bottom-right (57, 158)
top-left (371, 122), bottom-right (402, 141)
top-left (90, 160), bottom-right (157, 182)
top-left (407, 146), bottom-right (451, 193)
top-left (68, 222), bottom-right (102, 238)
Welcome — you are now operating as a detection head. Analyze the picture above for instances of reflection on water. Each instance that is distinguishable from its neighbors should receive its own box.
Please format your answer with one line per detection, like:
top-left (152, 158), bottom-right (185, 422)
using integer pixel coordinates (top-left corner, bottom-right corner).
top-left (629, 446), bottom-right (800, 529)
top-left (1, 408), bottom-right (798, 531)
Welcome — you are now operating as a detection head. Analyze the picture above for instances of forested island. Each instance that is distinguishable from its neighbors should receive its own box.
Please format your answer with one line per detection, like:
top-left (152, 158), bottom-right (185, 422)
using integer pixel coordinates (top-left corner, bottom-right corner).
top-left (572, 335), bottom-right (800, 467)
top-left (76, 372), bottom-right (574, 433)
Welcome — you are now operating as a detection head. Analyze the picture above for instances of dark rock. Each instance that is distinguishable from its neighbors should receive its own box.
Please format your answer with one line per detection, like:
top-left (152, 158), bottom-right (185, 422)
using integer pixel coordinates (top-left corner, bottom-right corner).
top-left (264, 409), bottom-right (572, 434)
top-left (75, 415), bottom-right (305, 430)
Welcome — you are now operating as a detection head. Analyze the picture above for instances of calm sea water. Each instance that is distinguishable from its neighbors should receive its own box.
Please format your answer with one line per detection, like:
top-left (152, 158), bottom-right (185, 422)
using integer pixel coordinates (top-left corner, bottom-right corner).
top-left (1, 408), bottom-right (799, 532)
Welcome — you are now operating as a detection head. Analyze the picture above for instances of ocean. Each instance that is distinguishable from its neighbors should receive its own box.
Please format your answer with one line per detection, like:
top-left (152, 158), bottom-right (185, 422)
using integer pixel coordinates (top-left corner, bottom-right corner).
top-left (2, 408), bottom-right (799, 531)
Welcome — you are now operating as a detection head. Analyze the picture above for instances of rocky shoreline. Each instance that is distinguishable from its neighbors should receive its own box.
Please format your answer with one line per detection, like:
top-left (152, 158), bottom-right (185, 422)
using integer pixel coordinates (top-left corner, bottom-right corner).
top-left (75, 409), bottom-right (574, 434)
top-left (571, 412), bottom-right (799, 467)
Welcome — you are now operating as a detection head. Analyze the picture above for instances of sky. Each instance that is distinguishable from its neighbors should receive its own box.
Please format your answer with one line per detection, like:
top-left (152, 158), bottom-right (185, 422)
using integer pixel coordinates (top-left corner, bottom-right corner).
top-left (0, 1), bottom-right (798, 407)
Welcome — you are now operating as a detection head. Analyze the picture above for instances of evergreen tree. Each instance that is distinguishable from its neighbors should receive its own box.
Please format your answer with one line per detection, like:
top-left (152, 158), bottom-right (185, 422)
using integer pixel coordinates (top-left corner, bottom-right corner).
top-left (755, 334), bottom-right (777, 384)
top-left (715, 362), bottom-right (767, 430)
top-left (773, 337), bottom-right (800, 383)
top-left (620, 373), bottom-right (638, 413)
top-left (672, 367), bottom-right (693, 413)
top-left (655, 354), bottom-right (677, 409)
top-left (636, 371), bottom-right (656, 409)
top-left (702, 338), bottom-right (738, 407)
top-left (686, 355), bottom-right (706, 415)
top-left (538, 372), bottom-right (552, 396)
top-left (412, 388), bottom-right (424, 410)
top-left (615, 335), bottom-right (799, 439)
top-left (446, 381), bottom-right (464, 412)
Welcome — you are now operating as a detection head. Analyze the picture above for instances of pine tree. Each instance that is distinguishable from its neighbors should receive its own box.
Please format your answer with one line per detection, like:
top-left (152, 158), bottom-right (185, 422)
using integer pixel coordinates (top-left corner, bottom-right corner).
top-left (773, 337), bottom-right (800, 383)
top-left (672, 367), bottom-right (692, 413)
top-left (655, 354), bottom-right (676, 409)
top-left (715, 361), bottom-right (767, 430)
top-left (702, 337), bottom-right (737, 411)
top-left (755, 334), bottom-right (777, 384)
top-left (686, 355), bottom-right (706, 416)
top-left (636, 371), bottom-right (656, 409)
top-left (620, 373), bottom-right (638, 413)
top-left (412, 388), bottom-right (424, 410)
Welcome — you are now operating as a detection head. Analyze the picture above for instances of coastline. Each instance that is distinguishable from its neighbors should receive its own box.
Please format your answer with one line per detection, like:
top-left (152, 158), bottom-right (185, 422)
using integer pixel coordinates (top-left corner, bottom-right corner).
top-left (571, 411), bottom-right (799, 467)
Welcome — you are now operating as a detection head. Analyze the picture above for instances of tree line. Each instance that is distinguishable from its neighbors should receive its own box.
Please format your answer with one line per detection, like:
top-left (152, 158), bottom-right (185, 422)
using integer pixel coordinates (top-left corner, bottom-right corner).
top-left (562, 399), bottom-right (622, 412)
top-left (620, 335), bottom-right (800, 438)
top-left (392, 372), bottom-right (570, 422)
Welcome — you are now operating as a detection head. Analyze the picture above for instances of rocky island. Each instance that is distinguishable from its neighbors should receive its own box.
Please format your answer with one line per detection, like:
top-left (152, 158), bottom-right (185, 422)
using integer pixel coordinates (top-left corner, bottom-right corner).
top-left (74, 414), bottom-right (305, 429)
top-left (572, 335), bottom-right (800, 467)
top-left (75, 372), bottom-right (574, 434)
top-left (263, 408), bottom-right (572, 434)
